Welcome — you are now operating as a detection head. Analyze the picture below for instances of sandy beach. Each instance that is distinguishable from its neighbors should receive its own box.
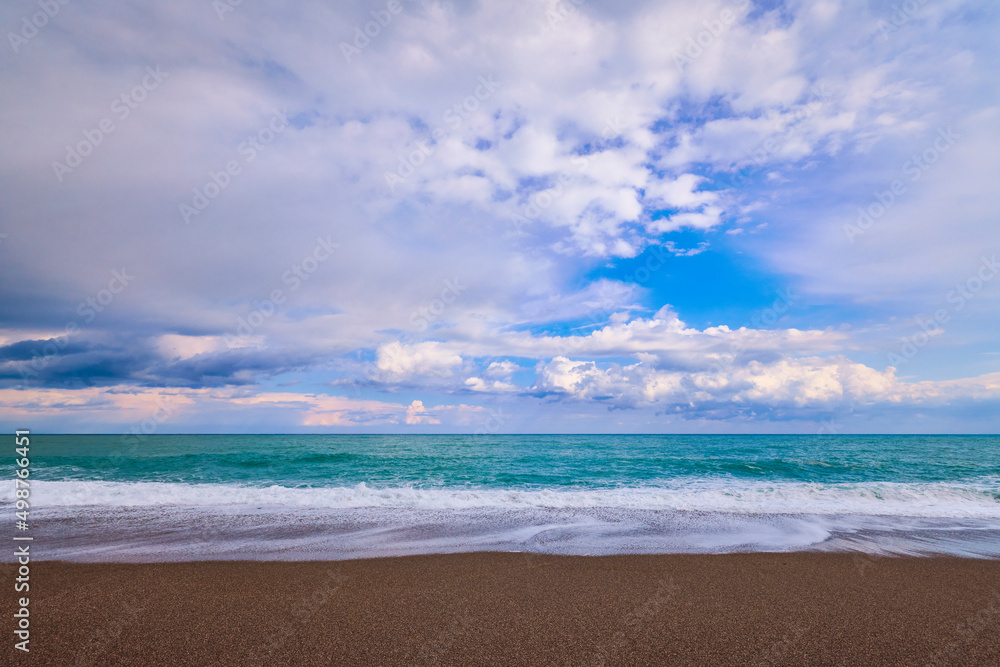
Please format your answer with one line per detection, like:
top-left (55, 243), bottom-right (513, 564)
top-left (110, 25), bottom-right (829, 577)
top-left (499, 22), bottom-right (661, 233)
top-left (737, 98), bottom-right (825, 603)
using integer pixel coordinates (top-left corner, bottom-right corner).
top-left (5, 552), bottom-right (999, 666)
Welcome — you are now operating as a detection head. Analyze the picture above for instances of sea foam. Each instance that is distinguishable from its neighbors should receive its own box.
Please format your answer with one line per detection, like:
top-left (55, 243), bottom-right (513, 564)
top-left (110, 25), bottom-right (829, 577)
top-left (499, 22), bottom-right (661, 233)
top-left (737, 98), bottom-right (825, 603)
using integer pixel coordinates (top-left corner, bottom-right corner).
top-left (10, 478), bottom-right (1000, 519)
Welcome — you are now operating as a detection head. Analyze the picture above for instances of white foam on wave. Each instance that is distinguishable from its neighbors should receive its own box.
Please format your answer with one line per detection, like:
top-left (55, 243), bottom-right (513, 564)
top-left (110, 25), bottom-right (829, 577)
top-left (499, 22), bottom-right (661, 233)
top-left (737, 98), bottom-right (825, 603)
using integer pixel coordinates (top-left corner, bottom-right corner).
top-left (19, 504), bottom-right (1000, 561)
top-left (11, 478), bottom-right (1000, 519)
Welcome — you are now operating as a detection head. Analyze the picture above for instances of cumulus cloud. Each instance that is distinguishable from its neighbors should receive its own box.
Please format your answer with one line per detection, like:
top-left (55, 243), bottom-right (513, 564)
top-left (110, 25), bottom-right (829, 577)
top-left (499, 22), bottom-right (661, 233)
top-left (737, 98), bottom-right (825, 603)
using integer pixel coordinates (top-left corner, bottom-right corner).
top-left (376, 341), bottom-right (464, 379)
top-left (534, 354), bottom-right (1000, 418)
top-left (404, 399), bottom-right (440, 425)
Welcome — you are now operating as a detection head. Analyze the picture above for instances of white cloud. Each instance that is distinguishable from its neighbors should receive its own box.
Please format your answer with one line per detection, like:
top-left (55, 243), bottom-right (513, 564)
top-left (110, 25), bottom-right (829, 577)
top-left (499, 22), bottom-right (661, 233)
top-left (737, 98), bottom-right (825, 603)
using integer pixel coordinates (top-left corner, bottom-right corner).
top-left (157, 334), bottom-right (229, 360)
top-left (464, 376), bottom-right (518, 393)
top-left (405, 399), bottom-right (440, 425)
top-left (366, 306), bottom-right (846, 375)
top-left (485, 360), bottom-right (518, 377)
top-left (535, 353), bottom-right (1000, 414)
top-left (376, 341), bottom-right (464, 379)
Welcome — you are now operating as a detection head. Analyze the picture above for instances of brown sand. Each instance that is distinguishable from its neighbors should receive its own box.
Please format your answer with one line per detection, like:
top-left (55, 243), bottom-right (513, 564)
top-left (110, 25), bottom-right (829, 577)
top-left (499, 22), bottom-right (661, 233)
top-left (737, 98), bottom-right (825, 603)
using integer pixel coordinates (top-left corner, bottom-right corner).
top-left (4, 552), bottom-right (1000, 666)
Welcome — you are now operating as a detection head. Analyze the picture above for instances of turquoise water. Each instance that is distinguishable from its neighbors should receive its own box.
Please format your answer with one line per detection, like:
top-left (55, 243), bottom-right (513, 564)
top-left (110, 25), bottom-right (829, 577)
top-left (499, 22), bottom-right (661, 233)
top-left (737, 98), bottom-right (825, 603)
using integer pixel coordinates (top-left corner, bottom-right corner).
top-left (24, 434), bottom-right (1000, 487)
top-left (8, 434), bottom-right (1000, 561)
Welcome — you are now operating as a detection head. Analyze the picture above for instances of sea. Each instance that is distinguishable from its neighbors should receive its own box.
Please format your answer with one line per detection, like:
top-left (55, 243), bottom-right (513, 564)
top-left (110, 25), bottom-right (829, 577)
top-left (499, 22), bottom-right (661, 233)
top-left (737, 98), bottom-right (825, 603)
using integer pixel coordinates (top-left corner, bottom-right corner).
top-left (6, 434), bottom-right (1000, 561)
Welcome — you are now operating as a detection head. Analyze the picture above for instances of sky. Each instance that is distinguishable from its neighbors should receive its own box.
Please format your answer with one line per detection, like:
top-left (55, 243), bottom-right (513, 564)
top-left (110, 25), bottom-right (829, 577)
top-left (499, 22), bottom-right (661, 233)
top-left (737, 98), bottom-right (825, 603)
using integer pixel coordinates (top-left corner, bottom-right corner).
top-left (1, 0), bottom-right (999, 434)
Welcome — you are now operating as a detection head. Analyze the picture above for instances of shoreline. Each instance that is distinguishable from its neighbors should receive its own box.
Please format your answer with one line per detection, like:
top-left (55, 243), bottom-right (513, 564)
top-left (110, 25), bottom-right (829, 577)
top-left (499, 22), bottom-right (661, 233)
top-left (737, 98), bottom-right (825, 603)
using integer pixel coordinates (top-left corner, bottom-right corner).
top-left (24, 502), bottom-right (1000, 561)
top-left (7, 552), bottom-right (1000, 665)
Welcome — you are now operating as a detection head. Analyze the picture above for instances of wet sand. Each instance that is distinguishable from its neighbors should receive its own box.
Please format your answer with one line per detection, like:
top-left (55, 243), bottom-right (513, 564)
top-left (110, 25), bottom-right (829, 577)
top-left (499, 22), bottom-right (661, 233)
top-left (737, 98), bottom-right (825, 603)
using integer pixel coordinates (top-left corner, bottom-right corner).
top-left (5, 552), bottom-right (1000, 666)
